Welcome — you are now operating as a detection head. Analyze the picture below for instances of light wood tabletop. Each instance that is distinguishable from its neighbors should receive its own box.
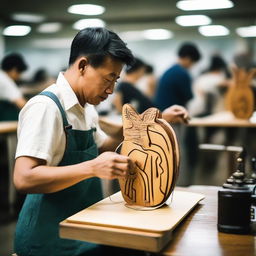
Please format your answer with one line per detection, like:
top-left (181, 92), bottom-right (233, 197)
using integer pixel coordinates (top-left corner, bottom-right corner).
top-left (161, 185), bottom-right (255, 256)
top-left (0, 121), bottom-right (18, 133)
top-left (188, 111), bottom-right (256, 127)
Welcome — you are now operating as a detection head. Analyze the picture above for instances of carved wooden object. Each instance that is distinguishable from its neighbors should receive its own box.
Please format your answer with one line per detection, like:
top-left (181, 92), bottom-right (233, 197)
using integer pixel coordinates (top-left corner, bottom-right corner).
top-left (226, 67), bottom-right (256, 119)
top-left (118, 104), bottom-right (180, 208)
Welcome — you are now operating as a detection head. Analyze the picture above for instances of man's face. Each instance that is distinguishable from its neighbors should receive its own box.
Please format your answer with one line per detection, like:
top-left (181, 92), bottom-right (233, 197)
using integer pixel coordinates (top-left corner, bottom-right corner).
top-left (79, 57), bottom-right (123, 105)
top-left (9, 68), bottom-right (22, 82)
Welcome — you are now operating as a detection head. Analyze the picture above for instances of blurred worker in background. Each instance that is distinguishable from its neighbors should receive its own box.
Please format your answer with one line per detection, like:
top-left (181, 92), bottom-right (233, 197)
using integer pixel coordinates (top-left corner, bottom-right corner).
top-left (0, 53), bottom-right (28, 121)
top-left (187, 54), bottom-right (231, 118)
top-left (154, 42), bottom-right (201, 110)
top-left (113, 57), bottom-right (189, 124)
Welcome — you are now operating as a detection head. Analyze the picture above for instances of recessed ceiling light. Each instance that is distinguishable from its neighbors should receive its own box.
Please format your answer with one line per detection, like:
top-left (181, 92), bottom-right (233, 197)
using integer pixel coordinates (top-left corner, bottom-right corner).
top-left (3, 25), bottom-right (31, 36)
top-left (37, 23), bottom-right (62, 33)
top-left (68, 4), bottom-right (105, 15)
top-left (12, 13), bottom-right (45, 23)
top-left (177, 0), bottom-right (234, 11)
top-left (142, 29), bottom-right (173, 40)
top-left (199, 25), bottom-right (230, 37)
top-left (175, 15), bottom-right (211, 26)
top-left (73, 19), bottom-right (105, 30)
top-left (119, 31), bottom-right (145, 41)
top-left (236, 26), bottom-right (256, 37)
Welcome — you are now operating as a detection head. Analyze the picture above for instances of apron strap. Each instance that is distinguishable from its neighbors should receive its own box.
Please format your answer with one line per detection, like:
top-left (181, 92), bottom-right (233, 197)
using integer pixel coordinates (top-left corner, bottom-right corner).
top-left (39, 91), bottom-right (72, 130)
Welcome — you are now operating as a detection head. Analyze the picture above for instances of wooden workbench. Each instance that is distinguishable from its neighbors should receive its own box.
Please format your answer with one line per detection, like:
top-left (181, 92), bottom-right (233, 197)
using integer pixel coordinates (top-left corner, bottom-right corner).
top-left (59, 186), bottom-right (255, 256)
top-left (189, 111), bottom-right (256, 127)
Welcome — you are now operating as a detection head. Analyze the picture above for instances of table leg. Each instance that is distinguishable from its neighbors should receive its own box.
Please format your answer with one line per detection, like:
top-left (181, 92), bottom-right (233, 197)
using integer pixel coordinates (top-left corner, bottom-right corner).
top-left (6, 133), bottom-right (17, 215)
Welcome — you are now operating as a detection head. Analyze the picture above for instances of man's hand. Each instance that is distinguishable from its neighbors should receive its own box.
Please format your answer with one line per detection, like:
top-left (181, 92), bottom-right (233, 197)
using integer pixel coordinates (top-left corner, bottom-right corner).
top-left (162, 105), bottom-right (190, 124)
top-left (88, 152), bottom-right (135, 179)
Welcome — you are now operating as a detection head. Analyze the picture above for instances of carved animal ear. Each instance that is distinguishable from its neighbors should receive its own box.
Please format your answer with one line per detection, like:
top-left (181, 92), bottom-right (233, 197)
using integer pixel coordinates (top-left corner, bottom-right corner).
top-left (122, 104), bottom-right (139, 122)
top-left (141, 107), bottom-right (161, 123)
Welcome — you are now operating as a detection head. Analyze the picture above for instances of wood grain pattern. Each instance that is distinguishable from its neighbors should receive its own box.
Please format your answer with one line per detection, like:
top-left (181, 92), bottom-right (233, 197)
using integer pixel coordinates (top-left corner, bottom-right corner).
top-left (226, 67), bottom-right (256, 119)
top-left (118, 104), bottom-right (180, 208)
top-left (162, 186), bottom-right (255, 256)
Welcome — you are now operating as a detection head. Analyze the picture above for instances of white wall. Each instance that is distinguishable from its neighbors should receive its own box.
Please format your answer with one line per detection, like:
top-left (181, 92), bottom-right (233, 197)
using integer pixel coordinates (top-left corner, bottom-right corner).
top-left (126, 35), bottom-right (253, 79)
top-left (0, 26), bottom-right (5, 60)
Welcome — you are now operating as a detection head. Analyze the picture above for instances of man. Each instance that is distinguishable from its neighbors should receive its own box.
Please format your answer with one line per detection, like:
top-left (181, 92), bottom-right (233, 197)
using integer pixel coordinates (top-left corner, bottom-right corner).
top-left (13, 27), bottom-right (187, 256)
top-left (155, 42), bottom-right (201, 111)
top-left (0, 53), bottom-right (27, 121)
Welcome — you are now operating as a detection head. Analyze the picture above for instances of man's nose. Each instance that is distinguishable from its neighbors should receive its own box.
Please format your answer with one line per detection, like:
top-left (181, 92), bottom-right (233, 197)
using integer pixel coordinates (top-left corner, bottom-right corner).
top-left (105, 83), bottom-right (115, 94)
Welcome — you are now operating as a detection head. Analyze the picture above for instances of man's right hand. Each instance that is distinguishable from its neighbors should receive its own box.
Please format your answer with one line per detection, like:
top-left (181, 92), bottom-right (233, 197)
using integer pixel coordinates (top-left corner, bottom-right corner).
top-left (88, 152), bottom-right (135, 179)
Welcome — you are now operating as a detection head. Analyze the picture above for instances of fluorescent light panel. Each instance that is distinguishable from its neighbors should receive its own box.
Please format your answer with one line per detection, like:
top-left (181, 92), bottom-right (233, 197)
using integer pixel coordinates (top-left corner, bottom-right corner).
top-left (177, 0), bottom-right (234, 11)
top-left (199, 25), bottom-right (229, 37)
top-left (68, 4), bottom-right (105, 15)
top-left (175, 15), bottom-right (211, 26)
top-left (73, 19), bottom-right (105, 30)
top-left (12, 13), bottom-right (45, 23)
top-left (37, 23), bottom-right (62, 33)
top-left (236, 26), bottom-right (256, 37)
top-left (119, 31), bottom-right (145, 41)
top-left (3, 25), bottom-right (31, 36)
top-left (142, 29), bottom-right (173, 40)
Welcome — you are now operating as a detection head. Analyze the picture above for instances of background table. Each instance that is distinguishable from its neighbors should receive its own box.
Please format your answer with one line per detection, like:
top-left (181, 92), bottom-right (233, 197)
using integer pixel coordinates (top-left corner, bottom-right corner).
top-left (0, 121), bottom-right (18, 214)
top-left (189, 111), bottom-right (256, 127)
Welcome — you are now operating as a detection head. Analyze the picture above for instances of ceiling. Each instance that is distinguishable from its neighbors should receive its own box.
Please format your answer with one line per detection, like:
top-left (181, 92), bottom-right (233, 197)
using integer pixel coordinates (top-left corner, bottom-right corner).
top-left (0, 0), bottom-right (256, 40)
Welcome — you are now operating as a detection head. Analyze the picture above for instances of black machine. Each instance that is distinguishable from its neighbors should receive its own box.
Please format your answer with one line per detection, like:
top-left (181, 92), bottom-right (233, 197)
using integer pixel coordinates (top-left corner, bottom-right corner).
top-left (218, 153), bottom-right (256, 234)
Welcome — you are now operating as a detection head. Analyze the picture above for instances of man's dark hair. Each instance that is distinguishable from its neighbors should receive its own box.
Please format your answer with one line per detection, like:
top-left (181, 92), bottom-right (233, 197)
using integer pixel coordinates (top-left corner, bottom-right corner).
top-left (125, 57), bottom-right (145, 74)
top-left (178, 42), bottom-right (201, 62)
top-left (69, 27), bottom-right (134, 67)
top-left (1, 53), bottom-right (28, 72)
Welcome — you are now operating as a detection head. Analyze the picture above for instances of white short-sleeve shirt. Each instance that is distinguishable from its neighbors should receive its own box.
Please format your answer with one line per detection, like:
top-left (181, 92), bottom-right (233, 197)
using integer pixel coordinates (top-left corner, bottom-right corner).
top-left (15, 72), bottom-right (107, 166)
top-left (0, 70), bottom-right (23, 101)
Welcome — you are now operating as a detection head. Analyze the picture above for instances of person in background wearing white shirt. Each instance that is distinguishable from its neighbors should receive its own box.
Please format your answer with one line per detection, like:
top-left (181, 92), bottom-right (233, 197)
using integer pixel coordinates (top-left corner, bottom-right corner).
top-left (187, 55), bottom-right (231, 118)
top-left (0, 53), bottom-right (28, 121)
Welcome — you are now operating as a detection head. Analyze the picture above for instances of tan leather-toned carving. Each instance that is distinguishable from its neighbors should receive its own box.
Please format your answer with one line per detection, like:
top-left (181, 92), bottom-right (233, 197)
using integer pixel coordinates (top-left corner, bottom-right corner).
top-left (226, 67), bottom-right (256, 119)
top-left (118, 104), bottom-right (180, 208)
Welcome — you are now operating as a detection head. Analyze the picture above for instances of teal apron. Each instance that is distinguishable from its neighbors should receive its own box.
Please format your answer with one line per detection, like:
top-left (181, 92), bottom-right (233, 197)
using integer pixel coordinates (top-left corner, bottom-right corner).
top-left (14, 91), bottom-right (103, 256)
top-left (0, 100), bottom-right (19, 121)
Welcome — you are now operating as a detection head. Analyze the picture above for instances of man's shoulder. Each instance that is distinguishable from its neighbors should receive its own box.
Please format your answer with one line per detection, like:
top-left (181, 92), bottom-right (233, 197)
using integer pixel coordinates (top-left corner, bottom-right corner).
top-left (0, 69), bottom-right (15, 86)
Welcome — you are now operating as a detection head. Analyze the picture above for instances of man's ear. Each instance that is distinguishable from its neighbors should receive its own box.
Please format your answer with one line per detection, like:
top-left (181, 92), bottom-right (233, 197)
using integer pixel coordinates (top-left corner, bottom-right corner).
top-left (78, 57), bottom-right (88, 74)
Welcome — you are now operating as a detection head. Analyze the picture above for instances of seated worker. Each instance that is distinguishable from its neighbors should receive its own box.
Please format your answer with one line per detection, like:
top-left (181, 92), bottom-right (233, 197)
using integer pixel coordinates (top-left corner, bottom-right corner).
top-left (0, 53), bottom-right (28, 121)
top-left (13, 27), bottom-right (188, 256)
top-left (113, 57), bottom-right (189, 123)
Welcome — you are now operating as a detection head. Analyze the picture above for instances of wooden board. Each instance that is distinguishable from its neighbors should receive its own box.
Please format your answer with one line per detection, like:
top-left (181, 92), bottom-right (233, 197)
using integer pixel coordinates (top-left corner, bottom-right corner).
top-left (60, 190), bottom-right (204, 252)
top-left (66, 190), bottom-right (204, 232)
